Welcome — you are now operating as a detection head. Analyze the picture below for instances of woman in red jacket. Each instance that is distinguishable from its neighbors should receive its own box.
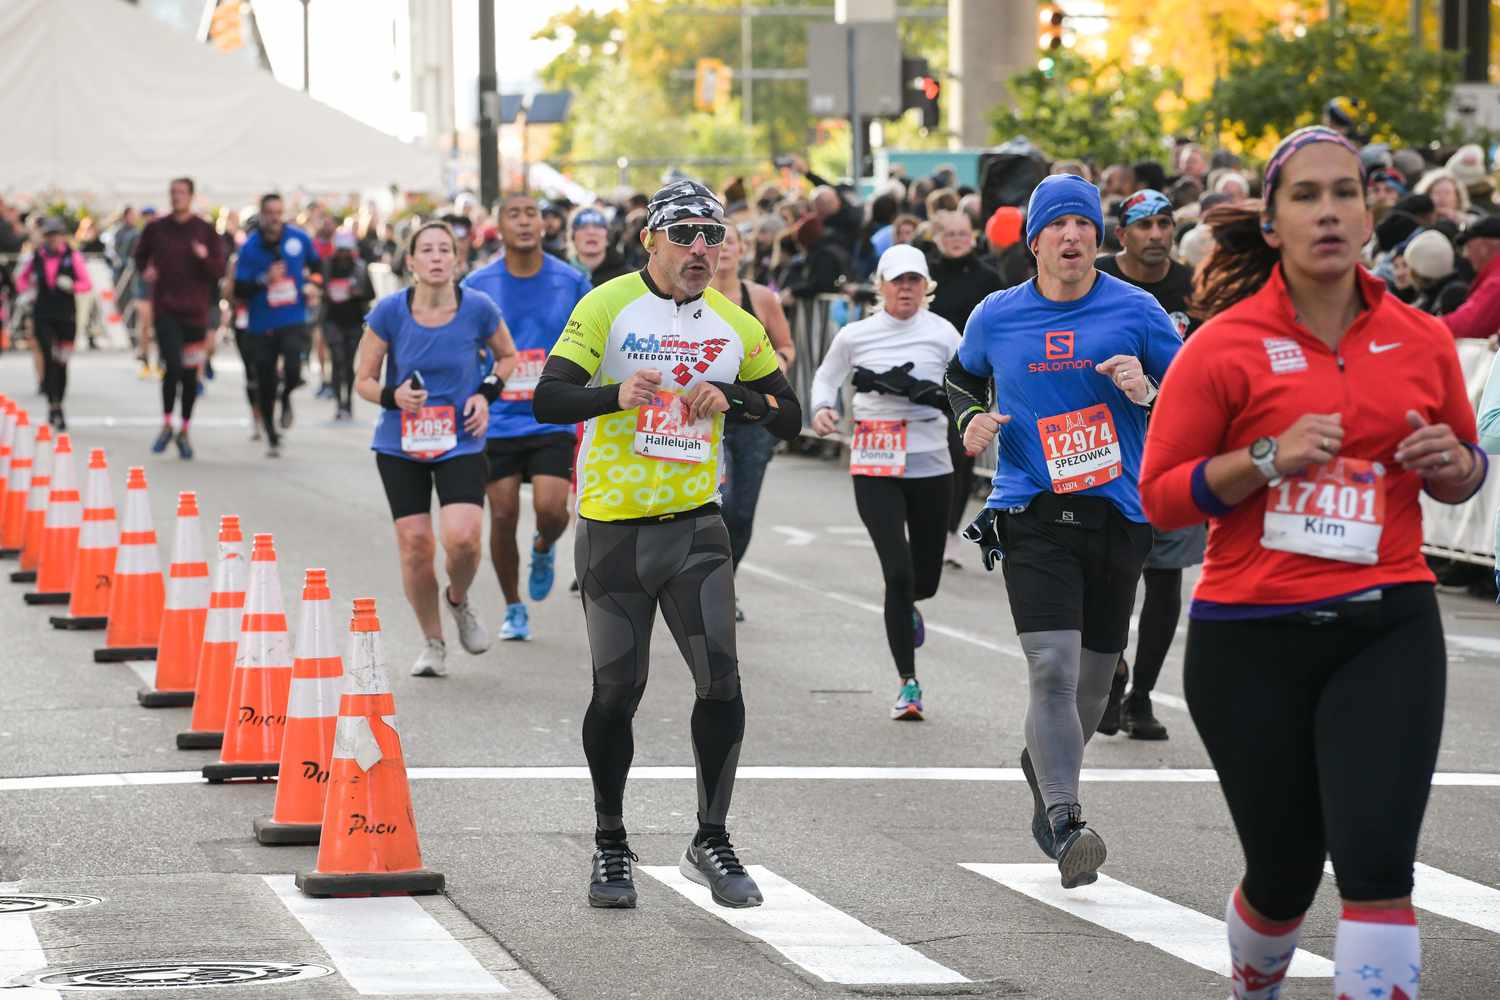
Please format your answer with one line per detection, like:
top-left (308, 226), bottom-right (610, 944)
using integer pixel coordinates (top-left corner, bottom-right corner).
top-left (1141, 126), bottom-right (1485, 1000)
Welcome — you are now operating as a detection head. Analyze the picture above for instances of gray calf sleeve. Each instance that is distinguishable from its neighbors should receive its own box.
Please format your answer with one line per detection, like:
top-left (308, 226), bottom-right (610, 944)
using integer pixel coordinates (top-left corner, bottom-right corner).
top-left (1021, 629), bottom-right (1085, 811)
top-left (1077, 649), bottom-right (1121, 743)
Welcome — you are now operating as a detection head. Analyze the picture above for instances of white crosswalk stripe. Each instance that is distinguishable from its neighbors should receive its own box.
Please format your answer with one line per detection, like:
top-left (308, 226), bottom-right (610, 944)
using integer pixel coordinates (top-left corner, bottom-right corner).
top-left (1324, 861), bottom-right (1500, 934)
top-left (0, 907), bottom-right (61, 999)
top-left (962, 863), bottom-right (1336, 979)
top-left (639, 865), bottom-right (970, 985)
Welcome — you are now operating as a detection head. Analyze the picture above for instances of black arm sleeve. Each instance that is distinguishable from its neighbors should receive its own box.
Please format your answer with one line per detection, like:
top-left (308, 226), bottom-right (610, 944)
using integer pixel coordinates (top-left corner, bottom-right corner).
top-left (709, 367), bottom-right (802, 442)
top-left (533, 355), bottom-right (623, 424)
top-left (944, 355), bottom-right (992, 434)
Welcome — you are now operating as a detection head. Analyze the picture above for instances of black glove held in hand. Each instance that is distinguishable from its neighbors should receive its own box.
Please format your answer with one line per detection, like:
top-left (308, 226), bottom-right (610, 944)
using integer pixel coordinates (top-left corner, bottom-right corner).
top-left (852, 367), bottom-right (880, 393)
top-left (907, 379), bottom-right (947, 409)
top-left (961, 508), bottom-right (1005, 572)
top-left (869, 361), bottom-right (917, 396)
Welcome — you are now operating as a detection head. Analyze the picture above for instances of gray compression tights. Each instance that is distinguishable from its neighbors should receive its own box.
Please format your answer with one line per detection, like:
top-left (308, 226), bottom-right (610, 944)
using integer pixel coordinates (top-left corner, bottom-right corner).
top-left (1021, 630), bottom-right (1120, 810)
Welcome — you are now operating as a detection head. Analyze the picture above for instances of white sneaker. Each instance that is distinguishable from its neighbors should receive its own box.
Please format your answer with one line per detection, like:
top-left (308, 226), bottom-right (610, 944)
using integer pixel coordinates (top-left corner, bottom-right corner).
top-left (411, 638), bottom-right (448, 677)
top-left (445, 588), bottom-right (492, 654)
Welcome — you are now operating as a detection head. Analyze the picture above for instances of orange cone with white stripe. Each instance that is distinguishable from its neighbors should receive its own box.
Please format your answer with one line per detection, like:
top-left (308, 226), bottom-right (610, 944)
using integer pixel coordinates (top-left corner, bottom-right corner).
top-left (24, 433), bottom-right (80, 605)
top-left (94, 467), bottom-right (165, 662)
top-left (177, 515), bottom-right (247, 749)
top-left (296, 598), bottom-right (442, 896)
top-left (256, 569), bottom-right (344, 844)
top-left (203, 533), bottom-right (291, 782)
top-left (51, 449), bottom-right (118, 631)
top-left (0, 410), bottom-right (31, 559)
top-left (11, 424), bottom-right (52, 583)
top-left (139, 492), bottom-right (209, 707)
top-left (0, 399), bottom-right (16, 541)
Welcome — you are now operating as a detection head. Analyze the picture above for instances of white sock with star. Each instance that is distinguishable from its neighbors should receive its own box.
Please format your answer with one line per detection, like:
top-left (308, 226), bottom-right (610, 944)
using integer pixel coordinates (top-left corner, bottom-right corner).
top-left (1224, 886), bottom-right (1303, 1000)
top-left (1333, 903), bottom-right (1420, 1000)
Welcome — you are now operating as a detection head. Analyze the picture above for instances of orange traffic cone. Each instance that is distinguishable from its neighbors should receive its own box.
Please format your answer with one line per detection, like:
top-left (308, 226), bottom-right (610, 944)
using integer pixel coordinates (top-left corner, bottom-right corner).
top-left (0, 399), bottom-right (16, 541)
top-left (139, 492), bottom-right (209, 707)
top-left (23, 433), bottom-right (80, 605)
top-left (296, 598), bottom-right (442, 896)
top-left (203, 532), bottom-right (291, 782)
top-left (11, 424), bottom-right (52, 583)
top-left (51, 449), bottom-right (117, 631)
top-left (94, 467), bottom-right (165, 663)
top-left (256, 568), bottom-right (344, 844)
top-left (0, 410), bottom-right (32, 559)
top-left (177, 515), bottom-right (247, 749)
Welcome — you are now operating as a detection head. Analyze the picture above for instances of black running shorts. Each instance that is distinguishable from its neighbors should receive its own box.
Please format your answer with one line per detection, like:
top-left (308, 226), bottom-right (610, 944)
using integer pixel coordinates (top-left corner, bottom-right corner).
top-left (484, 431), bottom-right (576, 484)
top-left (375, 451), bottom-right (488, 520)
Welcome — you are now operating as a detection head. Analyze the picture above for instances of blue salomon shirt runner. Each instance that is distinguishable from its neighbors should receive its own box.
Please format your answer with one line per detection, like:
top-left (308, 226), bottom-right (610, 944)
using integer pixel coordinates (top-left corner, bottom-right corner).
top-left (956, 271), bottom-right (1183, 522)
top-left (365, 288), bottom-right (502, 462)
top-left (233, 225), bottom-right (320, 333)
top-left (462, 253), bottom-right (592, 439)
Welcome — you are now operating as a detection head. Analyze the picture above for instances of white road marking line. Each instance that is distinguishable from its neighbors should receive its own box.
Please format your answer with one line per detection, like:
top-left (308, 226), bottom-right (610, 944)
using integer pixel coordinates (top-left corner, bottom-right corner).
top-left (60, 416), bottom-right (251, 428)
top-left (126, 661), bottom-right (155, 688)
top-left (3, 766), bottom-right (1500, 791)
top-left (962, 863), bottom-right (1334, 979)
top-left (639, 865), bottom-right (968, 985)
top-left (1152, 692), bottom-right (1188, 712)
top-left (264, 875), bottom-right (508, 996)
top-left (1323, 861), bottom-right (1500, 933)
top-left (771, 526), bottom-right (815, 546)
top-left (0, 907), bottom-right (62, 999)
top-left (1446, 633), bottom-right (1500, 657)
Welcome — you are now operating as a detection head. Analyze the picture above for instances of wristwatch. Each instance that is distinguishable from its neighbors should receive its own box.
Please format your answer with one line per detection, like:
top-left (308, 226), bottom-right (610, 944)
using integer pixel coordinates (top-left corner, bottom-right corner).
top-left (1249, 436), bottom-right (1280, 481)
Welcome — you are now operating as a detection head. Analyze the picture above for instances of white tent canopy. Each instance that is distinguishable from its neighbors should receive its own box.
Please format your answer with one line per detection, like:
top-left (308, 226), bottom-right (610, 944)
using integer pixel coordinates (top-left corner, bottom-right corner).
top-left (0, 0), bottom-right (444, 206)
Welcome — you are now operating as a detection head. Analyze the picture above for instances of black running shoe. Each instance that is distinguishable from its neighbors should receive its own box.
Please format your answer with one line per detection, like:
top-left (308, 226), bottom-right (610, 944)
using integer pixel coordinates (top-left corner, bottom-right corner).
top-left (1052, 804), bottom-right (1107, 890)
top-left (1096, 659), bottom-right (1127, 736)
top-left (150, 426), bottom-right (173, 454)
top-left (680, 834), bottom-right (762, 908)
top-left (588, 841), bottom-right (639, 909)
top-left (1020, 747), bottom-right (1055, 859)
top-left (279, 398), bottom-right (294, 430)
top-left (1122, 694), bottom-right (1168, 741)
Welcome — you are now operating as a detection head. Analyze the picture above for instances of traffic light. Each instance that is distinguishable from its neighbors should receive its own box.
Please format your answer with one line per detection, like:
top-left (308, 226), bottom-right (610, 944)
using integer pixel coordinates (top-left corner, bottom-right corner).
top-left (901, 57), bottom-right (941, 130)
top-left (208, 0), bottom-right (244, 53)
top-left (1038, 2), bottom-right (1065, 53)
top-left (694, 58), bottom-right (733, 113)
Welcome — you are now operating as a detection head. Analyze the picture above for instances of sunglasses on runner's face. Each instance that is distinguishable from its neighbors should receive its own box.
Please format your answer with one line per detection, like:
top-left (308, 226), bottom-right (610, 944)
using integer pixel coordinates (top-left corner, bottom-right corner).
top-left (661, 222), bottom-right (727, 247)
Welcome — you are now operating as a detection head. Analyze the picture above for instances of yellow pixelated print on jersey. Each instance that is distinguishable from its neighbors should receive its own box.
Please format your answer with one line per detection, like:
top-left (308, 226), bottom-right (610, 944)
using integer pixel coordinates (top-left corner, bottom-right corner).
top-left (551, 273), bottom-right (778, 521)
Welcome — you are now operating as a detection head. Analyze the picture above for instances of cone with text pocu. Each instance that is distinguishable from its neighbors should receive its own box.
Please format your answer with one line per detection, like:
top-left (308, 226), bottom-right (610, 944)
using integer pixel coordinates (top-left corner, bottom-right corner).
top-left (139, 492), bottom-right (210, 707)
top-left (296, 598), bottom-right (442, 896)
top-left (204, 533), bottom-right (291, 782)
top-left (24, 433), bottom-right (80, 605)
top-left (95, 467), bottom-right (164, 662)
top-left (11, 424), bottom-right (52, 583)
top-left (177, 515), bottom-right (247, 749)
top-left (52, 450), bottom-right (117, 630)
top-left (255, 569), bottom-right (343, 845)
top-left (0, 399), bottom-right (17, 544)
top-left (0, 410), bottom-right (32, 558)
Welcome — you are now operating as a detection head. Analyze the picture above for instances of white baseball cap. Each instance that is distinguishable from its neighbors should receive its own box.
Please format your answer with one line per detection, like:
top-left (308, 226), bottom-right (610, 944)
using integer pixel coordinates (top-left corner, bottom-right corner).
top-left (1403, 229), bottom-right (1455, 280)
top-left (875, 243), bottom-right (931, 283)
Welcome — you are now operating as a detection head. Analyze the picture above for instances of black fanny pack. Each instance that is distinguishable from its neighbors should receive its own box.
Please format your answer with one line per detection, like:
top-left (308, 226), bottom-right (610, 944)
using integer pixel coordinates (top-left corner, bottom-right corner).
top-left (1025, 491), bottom-right (1112, 530)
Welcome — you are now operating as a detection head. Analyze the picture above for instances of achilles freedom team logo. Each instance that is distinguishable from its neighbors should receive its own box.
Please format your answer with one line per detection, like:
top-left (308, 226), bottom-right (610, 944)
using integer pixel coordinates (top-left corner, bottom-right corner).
top-left (1263, 337), bottom-right (1308, 374)
top-left (620, 333), bottom-right (731, 387)
top-left (1030, 330), bottom-right (1093, 373)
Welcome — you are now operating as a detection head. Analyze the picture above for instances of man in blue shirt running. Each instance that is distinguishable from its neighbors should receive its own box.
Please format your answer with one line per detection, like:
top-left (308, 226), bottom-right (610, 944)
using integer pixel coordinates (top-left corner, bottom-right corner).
top-left (463, 193), bottom-right (592, 641)
top-left (945, 173), bottom-right (1182, 891)
top-left (233, 193), bottom-right (320, 456)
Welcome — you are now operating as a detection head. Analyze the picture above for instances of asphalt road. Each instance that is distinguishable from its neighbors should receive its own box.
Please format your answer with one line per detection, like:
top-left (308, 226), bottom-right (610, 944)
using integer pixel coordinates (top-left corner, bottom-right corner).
top-left (2, 352), bottom-right (1498, 1000)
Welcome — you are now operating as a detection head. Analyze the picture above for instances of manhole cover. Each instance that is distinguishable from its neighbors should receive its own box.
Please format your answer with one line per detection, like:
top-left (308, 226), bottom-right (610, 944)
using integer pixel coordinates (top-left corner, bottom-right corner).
top-left (18, 962), bottom-right (334, 990)
top-left (0, 894), bottom-right (102, 914)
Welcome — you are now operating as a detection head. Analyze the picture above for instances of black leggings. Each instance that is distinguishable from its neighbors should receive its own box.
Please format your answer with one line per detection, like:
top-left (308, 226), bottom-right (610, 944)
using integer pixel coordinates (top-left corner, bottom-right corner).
top-left (575, 514), bottom-right (743, 841)
top-left (154, 313), bottom-right (204, 423)
top-left (249, 325), bottom-right (305, 444)
top-left (945, 423), bottom-right (974, 534)
top-left (1184, 583), bottom-right (1445, 920)
top-left (853, 473), bottom-right (952, 679)
top-left (34, 315), bottom-right (73, 409)
top-left (325, 321), bottom-right (359, 411)
top-left (1128, 567), bottom-right (1181, 697)
top-left (234, 329), bottom-right (259, 408)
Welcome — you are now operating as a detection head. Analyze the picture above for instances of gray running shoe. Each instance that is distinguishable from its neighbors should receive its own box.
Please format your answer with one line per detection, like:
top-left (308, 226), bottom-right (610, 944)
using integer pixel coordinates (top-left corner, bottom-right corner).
top-left (680, 835), bottom-right (762, 908)
top-left (411, 638), bottom-right (447, 678)
top-left (588, 841), bottom-right (639, 909)
top-left (1020, 748), bottom-right (1055, 859)
top-left (445, 589), bottom-right (492, 654)
top-left (1052, 804), bottom-right (1107, 889)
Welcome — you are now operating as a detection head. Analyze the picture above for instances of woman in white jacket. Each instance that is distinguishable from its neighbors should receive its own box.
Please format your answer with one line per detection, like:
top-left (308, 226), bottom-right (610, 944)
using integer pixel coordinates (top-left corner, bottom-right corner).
top-left (810, 244), bottom-right (962, 721)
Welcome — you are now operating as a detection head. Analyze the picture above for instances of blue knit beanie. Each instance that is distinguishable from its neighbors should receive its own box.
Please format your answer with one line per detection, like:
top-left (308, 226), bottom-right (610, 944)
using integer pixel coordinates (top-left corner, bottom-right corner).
top-left (1024, 174), bottom-right (1104, 247)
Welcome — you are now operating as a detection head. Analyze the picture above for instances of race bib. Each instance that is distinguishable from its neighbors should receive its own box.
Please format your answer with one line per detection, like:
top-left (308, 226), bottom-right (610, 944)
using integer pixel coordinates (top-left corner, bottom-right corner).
top-left (400, 405), bottom-right (457, 460)
top-left (1037, 404), bottom-right (1122, 494)
top-left (634, 390), bottom-right (711, 464)
top-left (1262, 458), bottom-right (1386, 565)
top-left (502, 349), bottom-right (547, 401)
top-left (327, 278), bottom-right (351, 304)
top-left (850, 419), bottom-right (907, 477)
top-left (234, 305), bottom-right (248, 330)
top-left (266, 277), bottom-right (298, 308)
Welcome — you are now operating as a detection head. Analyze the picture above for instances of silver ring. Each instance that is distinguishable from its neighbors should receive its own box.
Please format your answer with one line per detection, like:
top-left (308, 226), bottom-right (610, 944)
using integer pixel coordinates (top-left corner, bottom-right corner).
top-left (1320, 437), bottom-right (1331, 451)
top-left (1440, 450), bottom-right (1452, 466)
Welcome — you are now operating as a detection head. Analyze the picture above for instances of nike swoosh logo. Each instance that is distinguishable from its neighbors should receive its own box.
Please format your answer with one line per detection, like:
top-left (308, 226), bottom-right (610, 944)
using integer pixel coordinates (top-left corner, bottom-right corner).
top-left (1369, 342), bottom-right (1402, 354)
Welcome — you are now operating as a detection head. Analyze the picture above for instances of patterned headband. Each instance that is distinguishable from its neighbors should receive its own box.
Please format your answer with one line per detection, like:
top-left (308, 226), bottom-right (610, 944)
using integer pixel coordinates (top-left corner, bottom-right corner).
top-left (1263, 125), bottom-right (1364, 206)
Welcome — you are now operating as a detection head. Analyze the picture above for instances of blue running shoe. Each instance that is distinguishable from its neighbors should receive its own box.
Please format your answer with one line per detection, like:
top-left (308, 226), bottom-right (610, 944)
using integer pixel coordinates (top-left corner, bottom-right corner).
top-left (528, 533), bottom-right (556, 602)
top-left (912, 608), bottom-right (925, 648)
top-left (891, 678), bottom-right (924, 721)
top-left (499, 602), bottom-right (530, 641)
top-left (150, 426), bottom-right (174, 454)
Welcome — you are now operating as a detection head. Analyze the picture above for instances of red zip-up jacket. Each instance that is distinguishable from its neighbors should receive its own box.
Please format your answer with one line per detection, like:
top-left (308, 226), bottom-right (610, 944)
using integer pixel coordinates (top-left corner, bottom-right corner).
top-left (1140, 264), bottom-right (1482, 612)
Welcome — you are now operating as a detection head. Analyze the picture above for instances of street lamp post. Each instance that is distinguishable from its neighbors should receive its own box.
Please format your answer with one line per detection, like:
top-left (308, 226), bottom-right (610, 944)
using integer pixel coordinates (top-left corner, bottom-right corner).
top-left (301, 0), bottom-right (311, 94)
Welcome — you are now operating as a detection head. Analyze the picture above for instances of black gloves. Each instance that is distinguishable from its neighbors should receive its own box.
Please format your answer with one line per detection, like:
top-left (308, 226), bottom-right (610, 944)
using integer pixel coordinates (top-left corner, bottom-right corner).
top-left (907, 379), bottom-right (947, 410)
top-left (962, 508), bottom-right (1004, 572)
top-left (852, 361), bottom-right (918, 396)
